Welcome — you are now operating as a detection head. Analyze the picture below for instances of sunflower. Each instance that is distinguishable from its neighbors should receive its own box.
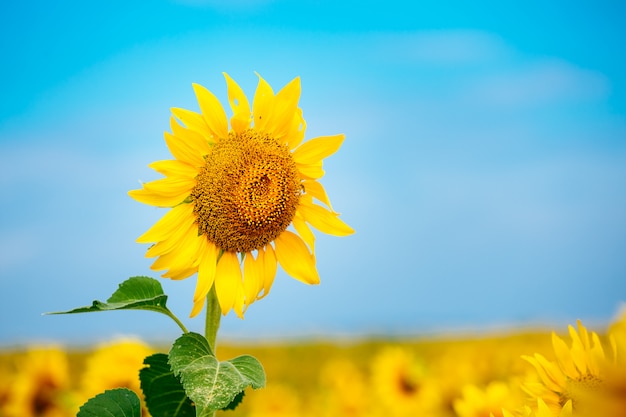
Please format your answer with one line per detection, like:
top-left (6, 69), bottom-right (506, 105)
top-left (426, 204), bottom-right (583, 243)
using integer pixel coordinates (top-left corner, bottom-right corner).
top-left (2, 347), bottom-right (76, 417)
top-left (316, 359), bottom-right (371, 417)
top-left (500, 399), bottom-right (572, 417)
top-left (246, 383), bottom-right (302, 417)
top-left (129, 73), bottom-right (354, 318)
top-left (370, 346), bottom-right (442, 416)
top-left (522, 320), bottom-right (623, 416)
top-left (79, 339), bottom-right (154, 413)
top-left (454, 381), bottom-right (524, 417)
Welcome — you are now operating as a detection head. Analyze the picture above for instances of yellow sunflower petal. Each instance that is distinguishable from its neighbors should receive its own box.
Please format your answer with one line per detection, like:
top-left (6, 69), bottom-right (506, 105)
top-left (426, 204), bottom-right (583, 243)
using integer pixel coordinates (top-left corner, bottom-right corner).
top-left (536, 399), bottom-right (551, 417)
top-left (275, 231), bottom-right (320, 285)
top-left (292, 212), bottom-right (315, 252)
top-left (192, 83), bottom-right (229, 140)
top-left (258, 245), bottom-right (277, 298)
top-left (284, 107), bottom-right (306, 150)
top-left (169, 117), bottom-right (213, 162)
top-left (192, 241), bottom-right (218, 305)
top-left (298, 199), bottom-right (354, 236)
top-left (146, 218), bottom-right (196, 258)
top-left (568, 324), bottom-right (588, 375)
top-left (589, 332), bottom-right (604, 375)
top-left (142, 175), bottom-right (195, 193)
top-left (292, 134), bottom-right (345, 166)
top-left (215, 251), bottom-right (243, 316)
top-left (128, 187), bottom-right (187, 208)
top-left (139, 176), bottom-right (195, 206)
top-left (296, 161), bottom-right (325, 179)
top-left (303, 179), bottom-right (334, 211)
top-left (576, 320), bottom-right (591, 350)
top-left (252, 73), bottom-right (275, 131)
top-left (560, 400), bottom-right (573, 417)
top-left (538, 354), bottom-right (567, 391)
top-left (163, 266), bottom-right (197, 281)
top-left (551, 332), bottom-right (578, 378)
top-left (522, 355), bottom-right (563, 393)
top-left (136, 204), bottom-right (193, 244)
top-left (269, 76), bottom-right (301, 141)
top-left (233, 283), bottom-right (245, 319)
top-left (223, 72), bottom-right (251, 134)
top-left (190, 298), bottom-right (205, 318)
top-left (243, 252), bottom-right (262, 307)
top-left (149, 252), bottom-right (173, 272)
top-left (153, 224), bottom-right (204, 275)
top-left (501, 409), bottom-right (517, 417)
top-left (149, 160), bottom-right (198, 178)
top-left (171, 107), bottom-right (215, 143)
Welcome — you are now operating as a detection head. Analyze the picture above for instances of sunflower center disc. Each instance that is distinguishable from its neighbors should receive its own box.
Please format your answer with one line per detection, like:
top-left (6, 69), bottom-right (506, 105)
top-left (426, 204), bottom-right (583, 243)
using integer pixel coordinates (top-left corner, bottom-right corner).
top-left (191, 129), bottom-right (301, 253)
top-left (561, 374), bottom-right (604, 408)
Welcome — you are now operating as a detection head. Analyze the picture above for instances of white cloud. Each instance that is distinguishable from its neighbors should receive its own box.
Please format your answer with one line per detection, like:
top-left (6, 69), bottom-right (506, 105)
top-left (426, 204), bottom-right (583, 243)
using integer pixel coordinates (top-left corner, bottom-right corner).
top-left (463, 59), bottom-right (609, 107)
top-left (372, 30), bottom-right (508, 65)
top-left (411, 149), bottom-right (626, 247)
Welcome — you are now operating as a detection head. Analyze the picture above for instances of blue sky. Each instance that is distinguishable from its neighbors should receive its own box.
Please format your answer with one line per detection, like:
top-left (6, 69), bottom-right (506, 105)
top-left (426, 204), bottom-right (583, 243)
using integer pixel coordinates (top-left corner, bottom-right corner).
top-left (1, 0), bottom-right (625, 345)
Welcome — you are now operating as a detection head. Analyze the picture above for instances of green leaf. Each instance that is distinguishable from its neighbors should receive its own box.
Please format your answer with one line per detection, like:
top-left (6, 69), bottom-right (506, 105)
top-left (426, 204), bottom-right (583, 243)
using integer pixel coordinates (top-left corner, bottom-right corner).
top-left (221, 391), bottom-right (245, 411)
top-left (168, 332), bottom-right (266, 415)
top-left (140, 353), bottom-right (195, 417)
top-left (77, 388), bottom-right (141, 417)
top-left (45, 276), bottom-right (187, 332)
top-left (47, 276), bottom-right (168, 314)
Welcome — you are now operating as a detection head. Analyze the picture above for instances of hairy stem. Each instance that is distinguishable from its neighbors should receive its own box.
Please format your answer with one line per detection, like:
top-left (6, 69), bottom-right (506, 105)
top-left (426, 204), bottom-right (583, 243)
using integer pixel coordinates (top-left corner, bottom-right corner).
top-left (205, 284), bottom-right (222, 354)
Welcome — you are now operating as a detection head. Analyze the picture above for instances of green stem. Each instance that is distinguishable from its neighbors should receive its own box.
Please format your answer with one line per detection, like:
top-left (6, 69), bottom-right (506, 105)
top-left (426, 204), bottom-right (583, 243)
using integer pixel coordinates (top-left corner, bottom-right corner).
top-left (165, 310), bottom-right (189, 334)
top-left (205, 284), bottom-right (222, 354)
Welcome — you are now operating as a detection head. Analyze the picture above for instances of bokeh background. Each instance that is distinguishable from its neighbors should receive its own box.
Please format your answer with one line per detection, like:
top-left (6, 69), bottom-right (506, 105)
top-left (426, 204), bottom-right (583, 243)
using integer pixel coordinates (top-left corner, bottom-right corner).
top-left (1, 0), bottom-right (625, 346)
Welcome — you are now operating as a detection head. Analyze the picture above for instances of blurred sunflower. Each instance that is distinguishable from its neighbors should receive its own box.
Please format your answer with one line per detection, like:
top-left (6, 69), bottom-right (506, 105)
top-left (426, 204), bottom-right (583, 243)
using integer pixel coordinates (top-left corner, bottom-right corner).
top-left (522, 320), bottom-right (624, 416)
top-left (2, 347), bottom-right (75, 417)
top-left (454, 381), bottom-right (524, 417)
top-left (129, 73), bottom-right (354, 318)
top-left (501, 398), bottom-right (572, 417)
top-left (79, 339), bottom-right (153, 413)
top-left (246, 383), bottom-right (302, 417)
top-left (316, 359), bottom-right (371, 417)
top-left (370, 347), bottom-right (441, 416)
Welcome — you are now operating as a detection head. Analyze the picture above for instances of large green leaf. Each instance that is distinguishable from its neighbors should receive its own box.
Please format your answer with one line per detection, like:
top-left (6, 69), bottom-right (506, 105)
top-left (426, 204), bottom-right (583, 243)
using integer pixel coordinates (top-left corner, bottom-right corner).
top-left (140, 353), bottom-right (195, 417)
top-left (47, 276), bottom-right (168, 314)
top-left (168, 332), bottom-right (266, 415)
top-left (77, 388), bottom-right (141, 417)
top-left (45, 276), bottom-right (186, 331)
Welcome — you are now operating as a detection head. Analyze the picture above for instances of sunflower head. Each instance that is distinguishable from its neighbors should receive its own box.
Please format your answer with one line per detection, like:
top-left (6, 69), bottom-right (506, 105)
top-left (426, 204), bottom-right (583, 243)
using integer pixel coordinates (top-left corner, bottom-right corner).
top-left (79, 339), bottom-right (154, 409)
top-left (129, 73), bottom-right (353, 318)
top-left (191, 129), bottom-right (301, 253)
top-left (370, 347), bottom-right (442, 414)
top-left (521, 320), bottom-right (625, 416)
top-left (2, 347), bottom-right (75, 417)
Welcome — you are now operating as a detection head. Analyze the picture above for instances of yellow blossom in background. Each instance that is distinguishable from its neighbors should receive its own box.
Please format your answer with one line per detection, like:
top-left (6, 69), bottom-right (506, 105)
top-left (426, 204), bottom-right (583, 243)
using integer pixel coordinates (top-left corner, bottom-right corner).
top-left (315, 359), bottom-right (373, 417)
top-left (129, 73), bottom-right (354, 318)
top-left (245, 383), bottom-right (302, 417)
top-left (608, 308), bottom-right (626, 360)
top-left (0, 360), bottom-right (13, 412)
top-left (522, 319), bottom-right (625, 417)
top-left (501, 399), bottom-right (572, 417)
top-left (78, 339), bottom-right (154, 414)
top-left (2, 317), bottom-right (626, 417)
top-left (370, 346), bottom-right (442, 416)
top-left (533, 398), bottom-right (572, 417)
top-left (454, 380), bottom-right (524, 417)
top-left (1, 347), bottom-right (75, 417)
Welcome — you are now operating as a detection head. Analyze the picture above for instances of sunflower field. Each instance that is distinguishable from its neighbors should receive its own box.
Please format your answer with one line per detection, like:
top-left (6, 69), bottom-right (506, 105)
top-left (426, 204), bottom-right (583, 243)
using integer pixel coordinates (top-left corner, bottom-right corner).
top-left (1, 312), bottom-right (625, 417)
